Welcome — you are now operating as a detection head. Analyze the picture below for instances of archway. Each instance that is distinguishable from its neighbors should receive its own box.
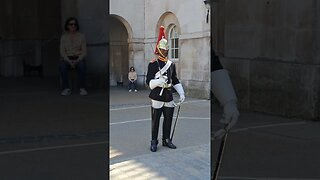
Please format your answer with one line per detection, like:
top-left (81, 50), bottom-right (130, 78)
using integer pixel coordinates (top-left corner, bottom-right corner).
top-left (155, 12), bottom-right (181, 37)
top-left (109, 15), bottom-right (131, 86)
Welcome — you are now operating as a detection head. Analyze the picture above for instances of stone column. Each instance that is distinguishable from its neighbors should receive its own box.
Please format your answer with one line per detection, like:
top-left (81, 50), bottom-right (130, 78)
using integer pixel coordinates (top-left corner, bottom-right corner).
top-left (179, 32), bottom-right (211, 99)
top-left (128, 38), bottom-right (145, 88)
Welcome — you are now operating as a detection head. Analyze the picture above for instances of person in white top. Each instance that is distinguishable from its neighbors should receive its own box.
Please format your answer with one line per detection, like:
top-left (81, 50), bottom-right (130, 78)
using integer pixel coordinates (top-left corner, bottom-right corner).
top-left (59, 17), bottom-right (88, 96)
top-left (128, 67), bottom-right (138, 92)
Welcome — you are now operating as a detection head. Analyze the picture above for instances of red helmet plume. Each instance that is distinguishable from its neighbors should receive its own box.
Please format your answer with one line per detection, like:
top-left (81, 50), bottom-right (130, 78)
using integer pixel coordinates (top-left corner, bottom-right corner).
top-left (154, 26), bottom-right (167, 55)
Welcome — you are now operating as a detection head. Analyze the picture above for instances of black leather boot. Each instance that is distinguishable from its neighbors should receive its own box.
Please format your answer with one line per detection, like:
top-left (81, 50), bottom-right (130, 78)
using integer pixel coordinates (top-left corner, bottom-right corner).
top-left (162, 138), bottom-right (176, 149)
top-left (162, 107), bottom-right (176, 149)
top-left (151, 107), bottom-right (162, 140)
top-left (150, 107), bottom-right (162, 152)
top-left (150, 140), bottom-right (158, 152)
top-left (163, 107), bottom-right (174, 139)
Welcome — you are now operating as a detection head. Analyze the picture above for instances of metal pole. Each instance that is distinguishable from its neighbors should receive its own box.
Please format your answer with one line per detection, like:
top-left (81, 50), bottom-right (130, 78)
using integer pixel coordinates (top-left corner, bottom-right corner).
top-left (170, 105), bottom-right (181, 141)
top-left (213, 128), bottom-right (229, 180)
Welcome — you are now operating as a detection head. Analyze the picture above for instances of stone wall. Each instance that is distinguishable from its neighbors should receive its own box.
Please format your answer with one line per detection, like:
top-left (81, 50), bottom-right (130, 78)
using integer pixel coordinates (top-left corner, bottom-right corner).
top-left (214, 0), bottom-right (320, 120)
top-left (144, 0), bottom-right (211, 98)
top-left (110, 0), bottom-right (211, 98)
top-left (180, 37), bottom-right (210, 98)
top-left (0, 0), bottom-right (61, 77)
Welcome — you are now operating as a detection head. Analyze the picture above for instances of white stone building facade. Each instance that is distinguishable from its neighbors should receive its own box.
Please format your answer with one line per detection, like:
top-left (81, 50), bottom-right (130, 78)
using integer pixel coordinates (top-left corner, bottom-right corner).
top-left (110, 0), bottom-right (211, 98)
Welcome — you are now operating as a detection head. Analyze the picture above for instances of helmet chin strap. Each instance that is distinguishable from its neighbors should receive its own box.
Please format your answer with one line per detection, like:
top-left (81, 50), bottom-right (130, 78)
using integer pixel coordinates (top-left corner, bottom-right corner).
top-left (157, 46), bottom-right (168, 61)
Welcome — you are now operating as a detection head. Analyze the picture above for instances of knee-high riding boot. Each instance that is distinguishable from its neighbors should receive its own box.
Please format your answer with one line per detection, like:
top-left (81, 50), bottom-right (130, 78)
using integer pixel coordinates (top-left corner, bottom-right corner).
top-left (150, 107), bottom-right (162, 152)
top-left (162, 106), bottom-right (176, 149)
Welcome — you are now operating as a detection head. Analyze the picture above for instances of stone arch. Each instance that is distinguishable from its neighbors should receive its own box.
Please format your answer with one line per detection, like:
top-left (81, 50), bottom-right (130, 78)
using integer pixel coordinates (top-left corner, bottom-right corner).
top-left (155, 12), bottom-right (181, 38)
top-left (109, 14), bottom-right (133, 86)
top-left (109, 14), bottom-right (133, 41)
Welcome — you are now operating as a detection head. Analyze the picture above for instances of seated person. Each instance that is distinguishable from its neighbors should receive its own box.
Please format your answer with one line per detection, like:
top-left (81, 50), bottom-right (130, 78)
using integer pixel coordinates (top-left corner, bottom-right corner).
top-left (128, 67), bottom-right (138, 92)
top-left (59, 17), bottom-right (88, 96)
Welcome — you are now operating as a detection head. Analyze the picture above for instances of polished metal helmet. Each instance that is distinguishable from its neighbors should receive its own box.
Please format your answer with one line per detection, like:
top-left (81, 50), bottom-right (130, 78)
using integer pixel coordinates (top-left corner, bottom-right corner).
top-left (157, 38), bottom-right (169, 50)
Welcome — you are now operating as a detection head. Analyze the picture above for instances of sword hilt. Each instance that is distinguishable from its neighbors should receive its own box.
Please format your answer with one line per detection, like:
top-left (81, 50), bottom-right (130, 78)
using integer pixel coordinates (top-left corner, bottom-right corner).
top-left (159, 79), bottom-right (168, 96)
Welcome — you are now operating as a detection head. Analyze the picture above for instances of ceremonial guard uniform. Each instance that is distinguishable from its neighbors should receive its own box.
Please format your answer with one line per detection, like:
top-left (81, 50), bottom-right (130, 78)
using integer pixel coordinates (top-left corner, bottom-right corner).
top-left (146, 26), bottom-right (185, 152)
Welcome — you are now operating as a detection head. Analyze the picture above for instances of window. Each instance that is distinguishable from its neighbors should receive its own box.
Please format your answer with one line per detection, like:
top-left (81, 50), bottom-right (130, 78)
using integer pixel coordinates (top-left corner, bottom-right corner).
top-left (169, 25), bottom-right (179, 60)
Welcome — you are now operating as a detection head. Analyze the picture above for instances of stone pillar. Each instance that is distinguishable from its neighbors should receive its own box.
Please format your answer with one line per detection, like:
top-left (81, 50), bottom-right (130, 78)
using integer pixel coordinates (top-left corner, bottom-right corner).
top-left (220, 0), bottom-right (319, 120)
top-left (179, 32), bottom-right (211, 99)
top-left (128, 38), bottom-right (145, 88)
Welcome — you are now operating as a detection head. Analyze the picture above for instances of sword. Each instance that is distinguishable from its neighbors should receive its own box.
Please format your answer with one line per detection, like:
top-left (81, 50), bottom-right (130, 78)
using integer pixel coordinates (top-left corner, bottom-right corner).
top-left (213, 125), bottom-right (229, 180)
top-left (170, 102), bottom-right (181, 141)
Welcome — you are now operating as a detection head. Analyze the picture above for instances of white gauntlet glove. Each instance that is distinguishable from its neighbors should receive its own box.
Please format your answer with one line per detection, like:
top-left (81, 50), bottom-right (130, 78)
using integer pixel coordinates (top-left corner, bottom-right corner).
top-left (220, 102), bottom-right (239, 130)
top-left (173, 83), bottom-right (185, 104)
top-left (212, 69), bottom-right (239, 130)
top-left (149, 76), bottom-right (167, 90)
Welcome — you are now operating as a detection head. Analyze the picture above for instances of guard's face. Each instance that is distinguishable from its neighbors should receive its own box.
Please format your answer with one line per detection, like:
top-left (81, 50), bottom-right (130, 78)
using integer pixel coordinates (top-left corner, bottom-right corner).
top-left (159, 48), bottom-right (168, 57)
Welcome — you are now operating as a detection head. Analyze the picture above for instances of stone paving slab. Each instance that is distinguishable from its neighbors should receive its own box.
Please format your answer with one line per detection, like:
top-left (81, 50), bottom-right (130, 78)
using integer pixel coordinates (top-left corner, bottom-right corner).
top-left (110, 144), bottom-right (210, 180)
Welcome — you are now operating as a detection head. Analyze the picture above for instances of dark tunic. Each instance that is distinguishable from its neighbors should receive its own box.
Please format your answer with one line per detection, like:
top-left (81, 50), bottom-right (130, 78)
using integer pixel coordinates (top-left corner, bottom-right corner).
top-left (146, 59), bottom-right (180, 102)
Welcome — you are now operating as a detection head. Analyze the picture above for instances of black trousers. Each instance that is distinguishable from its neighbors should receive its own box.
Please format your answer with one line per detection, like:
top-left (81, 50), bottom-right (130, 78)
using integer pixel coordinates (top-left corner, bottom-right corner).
top-left (151, 106), bottom-right (175, 140)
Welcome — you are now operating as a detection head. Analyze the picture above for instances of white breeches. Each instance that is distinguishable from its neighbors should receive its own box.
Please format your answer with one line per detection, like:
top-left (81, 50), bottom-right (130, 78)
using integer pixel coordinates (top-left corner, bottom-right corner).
top-left (151, 100), bottom-right (175, 109)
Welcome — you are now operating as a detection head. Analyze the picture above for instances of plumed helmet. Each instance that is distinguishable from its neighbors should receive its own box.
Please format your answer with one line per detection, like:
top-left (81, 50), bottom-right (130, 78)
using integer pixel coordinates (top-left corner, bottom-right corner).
top-left (155, 26), bottom-right (168, 54)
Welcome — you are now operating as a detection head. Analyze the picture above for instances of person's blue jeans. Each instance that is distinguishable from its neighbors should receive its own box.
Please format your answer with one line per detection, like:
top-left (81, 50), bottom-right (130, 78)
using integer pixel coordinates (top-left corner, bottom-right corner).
top-left (59, 60), bottom-right (86, 89)
top-left (129, 80), bottom-right (137, 90)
